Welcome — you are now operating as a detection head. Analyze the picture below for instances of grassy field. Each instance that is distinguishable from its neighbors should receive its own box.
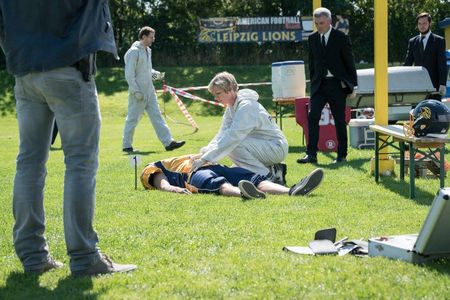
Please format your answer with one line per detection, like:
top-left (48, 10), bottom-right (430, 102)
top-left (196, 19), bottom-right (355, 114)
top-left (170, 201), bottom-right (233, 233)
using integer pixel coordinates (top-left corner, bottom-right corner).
top-left (0, 65), bottom-right (450, 299)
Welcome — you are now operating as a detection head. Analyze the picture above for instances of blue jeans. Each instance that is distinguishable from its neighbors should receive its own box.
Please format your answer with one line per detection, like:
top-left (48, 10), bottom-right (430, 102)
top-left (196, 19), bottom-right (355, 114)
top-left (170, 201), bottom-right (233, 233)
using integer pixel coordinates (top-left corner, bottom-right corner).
top-left (13, 67), bottom-right (101, 272)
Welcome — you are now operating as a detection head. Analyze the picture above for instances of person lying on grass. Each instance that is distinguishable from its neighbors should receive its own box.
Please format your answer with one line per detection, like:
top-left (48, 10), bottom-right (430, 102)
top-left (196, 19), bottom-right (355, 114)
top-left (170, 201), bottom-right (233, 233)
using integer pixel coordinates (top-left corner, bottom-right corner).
top-left (140, 154), bottom-right (324, 200)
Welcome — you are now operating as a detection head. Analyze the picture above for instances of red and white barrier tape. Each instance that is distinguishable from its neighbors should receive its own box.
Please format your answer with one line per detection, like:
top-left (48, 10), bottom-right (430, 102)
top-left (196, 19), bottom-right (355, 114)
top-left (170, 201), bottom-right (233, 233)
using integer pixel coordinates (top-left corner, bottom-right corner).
top-left (157, 81), bottom-right (272, 93)
top-left (159, 82), bottom-right (273, 131)
top-left (167, 89), bottom-right (199, 131)
top-left (163, 85), bottom-right (225, 107)
top-left (177, 82), bottom-right (271, 91)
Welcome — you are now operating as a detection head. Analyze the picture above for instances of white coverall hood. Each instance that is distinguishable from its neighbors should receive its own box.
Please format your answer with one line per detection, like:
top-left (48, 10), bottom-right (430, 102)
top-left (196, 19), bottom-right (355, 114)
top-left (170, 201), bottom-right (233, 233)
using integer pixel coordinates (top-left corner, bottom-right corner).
top-left (124, 40), bottom-right (154, 96)
top-left (234, 89), bottom-right (259, 107)
top-left (131, 41), bottom-right (144, 50)
top-left (200, 88), bottom-right (288, 175)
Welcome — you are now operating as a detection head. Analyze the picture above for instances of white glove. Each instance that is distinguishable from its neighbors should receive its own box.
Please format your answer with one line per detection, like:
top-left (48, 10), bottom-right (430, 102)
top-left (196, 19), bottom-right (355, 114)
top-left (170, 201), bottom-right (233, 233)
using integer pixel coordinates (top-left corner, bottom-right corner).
top-left (152, 70), bottom-right (165, 81)
top-left (199, 146), bottom-right (209, 154)
top-left (347, 85), bottom-right (358, 99)
top-left (438, 85), bottom-right (446, 96)
top-left (134, 91), bottom-right (144, 101)
top-left (190, 158), bottom-right (207, 173)
top-left (189, 153), bottom-right (202, 160)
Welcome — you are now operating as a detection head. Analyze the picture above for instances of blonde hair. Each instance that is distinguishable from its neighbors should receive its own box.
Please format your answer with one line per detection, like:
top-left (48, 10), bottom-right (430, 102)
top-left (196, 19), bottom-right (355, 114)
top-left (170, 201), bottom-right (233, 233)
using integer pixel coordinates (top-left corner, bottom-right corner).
top-left (208, 72), bottom-right (239, 93)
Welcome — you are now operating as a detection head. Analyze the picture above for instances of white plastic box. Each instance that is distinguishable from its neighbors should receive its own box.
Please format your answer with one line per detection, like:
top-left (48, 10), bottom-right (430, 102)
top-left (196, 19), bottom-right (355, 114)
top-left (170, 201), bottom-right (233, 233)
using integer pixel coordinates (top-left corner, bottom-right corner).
top-left (348, 118), bottom-right (375, 149)
top-left (271, 61), bottom-right (305, 99)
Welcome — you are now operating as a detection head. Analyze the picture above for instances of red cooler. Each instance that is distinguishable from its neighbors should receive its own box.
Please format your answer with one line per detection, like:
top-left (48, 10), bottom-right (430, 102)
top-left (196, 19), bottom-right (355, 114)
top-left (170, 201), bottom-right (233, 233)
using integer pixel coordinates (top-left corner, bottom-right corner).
top-left (295, 97), bottom-right (351, 152)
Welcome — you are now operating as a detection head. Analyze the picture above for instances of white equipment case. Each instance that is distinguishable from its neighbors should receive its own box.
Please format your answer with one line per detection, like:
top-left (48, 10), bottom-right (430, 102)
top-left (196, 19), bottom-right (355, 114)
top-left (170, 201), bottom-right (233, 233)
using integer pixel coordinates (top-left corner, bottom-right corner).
top-left (369, 188), bottom-right (450, 263)
top-left (348, 66), bottom-right (436, 121)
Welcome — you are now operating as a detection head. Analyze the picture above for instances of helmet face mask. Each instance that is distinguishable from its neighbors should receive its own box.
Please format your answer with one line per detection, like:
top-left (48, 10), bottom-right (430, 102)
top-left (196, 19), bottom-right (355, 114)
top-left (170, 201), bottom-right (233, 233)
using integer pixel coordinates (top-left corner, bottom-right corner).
top-left (405, 100), bottom-right (450, 138)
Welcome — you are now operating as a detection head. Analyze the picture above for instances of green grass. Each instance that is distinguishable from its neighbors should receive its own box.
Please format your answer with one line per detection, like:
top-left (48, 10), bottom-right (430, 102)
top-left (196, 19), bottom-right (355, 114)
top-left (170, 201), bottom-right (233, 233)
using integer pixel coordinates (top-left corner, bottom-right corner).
top-left (1, 65), bottom-right (450, 299)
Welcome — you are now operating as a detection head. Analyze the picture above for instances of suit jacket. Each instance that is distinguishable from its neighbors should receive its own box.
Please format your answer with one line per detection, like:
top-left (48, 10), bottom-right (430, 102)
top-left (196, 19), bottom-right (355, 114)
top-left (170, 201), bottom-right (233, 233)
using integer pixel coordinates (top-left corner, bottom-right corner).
top-left (404, 33), bottom-right (447, 90)
top-left (308, 28), bottom-right (357, 97)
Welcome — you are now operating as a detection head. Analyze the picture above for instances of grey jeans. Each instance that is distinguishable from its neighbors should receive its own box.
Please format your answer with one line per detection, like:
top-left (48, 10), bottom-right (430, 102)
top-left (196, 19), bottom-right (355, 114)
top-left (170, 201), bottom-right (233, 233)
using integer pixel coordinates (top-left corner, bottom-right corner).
top-left (13, 67), bottom-right (101, 272)
top-left (122, 89), bottom-right (173, 149)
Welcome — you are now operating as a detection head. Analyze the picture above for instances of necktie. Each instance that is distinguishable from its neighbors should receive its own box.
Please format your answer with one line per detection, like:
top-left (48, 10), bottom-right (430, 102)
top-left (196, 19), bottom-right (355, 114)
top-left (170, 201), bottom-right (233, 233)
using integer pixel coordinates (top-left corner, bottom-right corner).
top-left (321, 35), bottom-right (327, 77)
top-left (420, 36), bottom-right (425, 54)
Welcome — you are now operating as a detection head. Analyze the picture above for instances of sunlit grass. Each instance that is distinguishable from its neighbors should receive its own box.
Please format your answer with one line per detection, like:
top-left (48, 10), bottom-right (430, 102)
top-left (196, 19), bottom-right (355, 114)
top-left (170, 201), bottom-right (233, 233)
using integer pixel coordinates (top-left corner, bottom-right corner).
top-left (1, 66), bottom-right (449, 299)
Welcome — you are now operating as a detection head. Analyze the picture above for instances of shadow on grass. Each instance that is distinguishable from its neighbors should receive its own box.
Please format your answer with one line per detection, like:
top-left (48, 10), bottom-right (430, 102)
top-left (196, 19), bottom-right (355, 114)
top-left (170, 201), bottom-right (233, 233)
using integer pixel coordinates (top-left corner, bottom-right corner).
top-left (323, 156), bottom-right (435, 203)
top-left (288, 145), bottom-right (306, 154)
top-left (123, 151), bottom-right (155, 156)
top-left (288, 145), bottom-right (436, 202)
top-left (0, 271), bottom-right (103, 299)
top-left (95, 68), bottom-right (128, 97)
top-left (288, 147), bottom-right (369, 172)
top-left (0, 65), bottom-right (276, 118)
top-left (425, 259), bottom-right (450, 275)
top-left (375, 176), bottom-right (435, 206)
top-left (321, 157), bottom-right (368, 172)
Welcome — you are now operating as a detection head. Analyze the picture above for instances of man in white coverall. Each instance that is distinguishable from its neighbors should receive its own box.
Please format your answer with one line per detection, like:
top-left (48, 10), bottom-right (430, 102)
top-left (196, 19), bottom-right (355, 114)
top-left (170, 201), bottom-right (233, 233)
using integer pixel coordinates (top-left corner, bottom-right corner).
top-left (122, 26), bottom-right (185, 153)
top-left (191, 72), bottom-right (288, 185)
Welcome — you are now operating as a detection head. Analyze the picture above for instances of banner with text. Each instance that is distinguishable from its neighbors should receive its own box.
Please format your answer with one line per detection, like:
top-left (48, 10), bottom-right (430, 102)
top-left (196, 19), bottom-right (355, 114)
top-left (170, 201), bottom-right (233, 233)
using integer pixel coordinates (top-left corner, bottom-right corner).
top-left (198, 16), bottom-right (302, 43)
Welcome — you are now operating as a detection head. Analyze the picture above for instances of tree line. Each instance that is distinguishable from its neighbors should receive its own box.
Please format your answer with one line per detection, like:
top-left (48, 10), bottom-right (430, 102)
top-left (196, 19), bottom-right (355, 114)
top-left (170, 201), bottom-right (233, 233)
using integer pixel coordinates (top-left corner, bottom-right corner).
top-left (1, 0), bottom-right (449, 69)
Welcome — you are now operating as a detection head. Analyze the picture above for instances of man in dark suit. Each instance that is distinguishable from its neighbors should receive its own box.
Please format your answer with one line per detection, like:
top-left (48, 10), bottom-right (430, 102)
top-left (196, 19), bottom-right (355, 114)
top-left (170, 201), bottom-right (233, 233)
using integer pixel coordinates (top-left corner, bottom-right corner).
top-left (404, 12), bottom-right (447, 100)
top-left (298, 7), bottom-right (357, 164)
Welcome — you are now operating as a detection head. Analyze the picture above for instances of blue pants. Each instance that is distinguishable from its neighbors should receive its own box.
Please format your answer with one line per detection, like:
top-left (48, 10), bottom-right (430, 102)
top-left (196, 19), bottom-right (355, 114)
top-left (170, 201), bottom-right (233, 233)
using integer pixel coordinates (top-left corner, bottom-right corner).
top-left (13, 67), bottom-right (102, 272)
top-left (189, 165), bottom-right (266, 194)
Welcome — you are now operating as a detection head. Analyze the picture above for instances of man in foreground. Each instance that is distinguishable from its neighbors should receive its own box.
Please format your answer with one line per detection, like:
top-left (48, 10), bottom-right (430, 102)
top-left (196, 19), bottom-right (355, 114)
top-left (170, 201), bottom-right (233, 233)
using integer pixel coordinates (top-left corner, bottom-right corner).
top-left (0, 0), bottom-right (136, 276)
top-left (141, 155), bottom-right (324, 199)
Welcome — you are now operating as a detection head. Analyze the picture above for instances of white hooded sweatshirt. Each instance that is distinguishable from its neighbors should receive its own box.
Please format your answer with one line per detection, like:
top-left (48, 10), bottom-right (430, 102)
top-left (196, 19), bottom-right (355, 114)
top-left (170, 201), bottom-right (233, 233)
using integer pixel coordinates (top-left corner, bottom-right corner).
top-left (201, 89), bottom-right (288, 172)
top-left (124, 41), bottom-right (157, 97)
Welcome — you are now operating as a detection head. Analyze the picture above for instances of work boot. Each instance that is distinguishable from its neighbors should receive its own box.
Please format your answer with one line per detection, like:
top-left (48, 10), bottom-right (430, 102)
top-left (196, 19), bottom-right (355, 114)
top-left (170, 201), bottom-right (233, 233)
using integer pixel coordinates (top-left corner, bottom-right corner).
top-left (297, 154), bottom-right (318, 164)
top-left (122, 147), bottom-right (136, 153)
top-left (165, 140), bottom-right (185, 151)
top-left (25, 257), bottom-right (63, 275)
top-left (71, 254), bottom-right (137, 277)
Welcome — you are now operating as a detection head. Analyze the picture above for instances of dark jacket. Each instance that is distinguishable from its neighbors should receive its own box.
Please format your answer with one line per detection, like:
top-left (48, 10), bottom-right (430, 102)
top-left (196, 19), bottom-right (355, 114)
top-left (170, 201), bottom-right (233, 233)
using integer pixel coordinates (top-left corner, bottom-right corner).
top-left (0, 0), bottom-right (118, 76)
top-left (308, 28), bottom-right (357, 97)
top-left (404, 33), bottom-right (447, 90)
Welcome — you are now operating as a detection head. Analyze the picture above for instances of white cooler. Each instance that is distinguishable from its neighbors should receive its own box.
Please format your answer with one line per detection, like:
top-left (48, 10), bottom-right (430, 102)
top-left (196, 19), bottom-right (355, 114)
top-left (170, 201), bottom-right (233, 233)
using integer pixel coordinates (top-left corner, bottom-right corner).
top-left (271, 60), bottom-right (305, 99)
top-left (348, 118), bottom-right (375, 149)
